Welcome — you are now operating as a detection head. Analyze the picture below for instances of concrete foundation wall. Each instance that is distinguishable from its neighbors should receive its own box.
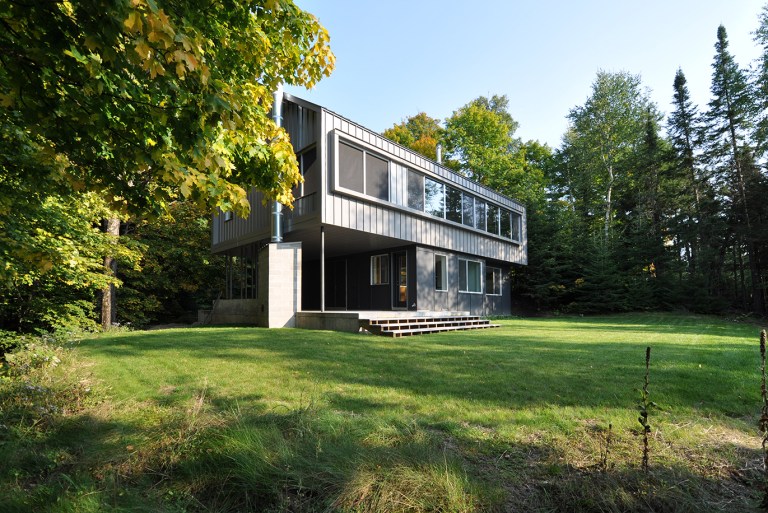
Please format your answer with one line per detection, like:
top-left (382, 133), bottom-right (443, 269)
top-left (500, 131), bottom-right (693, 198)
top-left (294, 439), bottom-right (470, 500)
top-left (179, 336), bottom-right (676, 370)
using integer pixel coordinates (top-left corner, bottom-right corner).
top-left (208, 299), bottom-right (259, 324)
top-left (295, 312), bottom-right (361, 332)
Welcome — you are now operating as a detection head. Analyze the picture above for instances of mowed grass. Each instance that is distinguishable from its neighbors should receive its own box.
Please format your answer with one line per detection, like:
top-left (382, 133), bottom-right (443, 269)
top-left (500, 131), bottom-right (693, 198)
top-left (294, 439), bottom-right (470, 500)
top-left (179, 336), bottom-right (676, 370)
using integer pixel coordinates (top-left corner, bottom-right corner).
top-left (4, 313), bottom-right (765, 512)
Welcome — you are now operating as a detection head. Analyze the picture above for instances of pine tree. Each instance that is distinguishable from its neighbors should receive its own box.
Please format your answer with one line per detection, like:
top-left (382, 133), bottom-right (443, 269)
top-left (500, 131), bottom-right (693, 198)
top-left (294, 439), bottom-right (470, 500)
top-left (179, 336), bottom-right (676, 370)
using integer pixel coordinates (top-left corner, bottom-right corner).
top-left (705, 25), bottom-right (765, 314)
top-left (667, 68), bottom-right (723, 297)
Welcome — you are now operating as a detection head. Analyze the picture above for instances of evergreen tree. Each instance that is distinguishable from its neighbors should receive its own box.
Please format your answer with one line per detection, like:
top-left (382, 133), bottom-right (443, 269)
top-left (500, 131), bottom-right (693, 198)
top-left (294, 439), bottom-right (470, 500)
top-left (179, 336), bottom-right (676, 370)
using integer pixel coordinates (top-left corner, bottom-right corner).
top-left (705, 25), bottom-right (765, 314)
top-left (666, 68), bottom-right (724, 300)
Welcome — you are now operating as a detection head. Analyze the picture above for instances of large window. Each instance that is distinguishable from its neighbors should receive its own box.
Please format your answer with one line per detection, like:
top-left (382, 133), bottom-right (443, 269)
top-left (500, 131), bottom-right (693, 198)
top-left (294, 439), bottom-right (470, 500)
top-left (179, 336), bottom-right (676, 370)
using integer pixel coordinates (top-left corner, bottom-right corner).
top-left (337, 136), bottom-right (522, 242)
top-left (370, 254), bottom-right (390, 285)
top-left (407, 171), bottom-right (425, 211)
top-left (339, 142), bottom-right (364, 193)
top-left (446, 186), bottom-right (463, 223)
top-left (425, 178), bottom-right (444, 218)
top-left (338, 140), bottom-right (389, 200)
top-left (435, 254), bottom-right (447, 291)
top-left (366, 153), bottom-right (389, 200)
top-left (485, 267), bottom-right (502, 296)
top-left (459, 258), bottom-right (482, 293)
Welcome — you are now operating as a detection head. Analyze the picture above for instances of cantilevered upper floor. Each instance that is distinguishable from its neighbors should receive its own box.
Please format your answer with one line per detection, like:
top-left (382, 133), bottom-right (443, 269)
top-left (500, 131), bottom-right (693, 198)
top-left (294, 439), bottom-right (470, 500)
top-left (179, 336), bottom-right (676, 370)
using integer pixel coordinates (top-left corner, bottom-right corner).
top-left (211, 93), bottom-right (527, 264)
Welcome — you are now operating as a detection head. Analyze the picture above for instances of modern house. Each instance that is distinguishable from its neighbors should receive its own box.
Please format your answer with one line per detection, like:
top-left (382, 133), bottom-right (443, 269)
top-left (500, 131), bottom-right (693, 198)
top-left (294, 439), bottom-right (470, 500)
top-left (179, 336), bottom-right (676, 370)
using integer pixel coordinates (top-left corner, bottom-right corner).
top-left (208, 91), bottom-right (527, 332)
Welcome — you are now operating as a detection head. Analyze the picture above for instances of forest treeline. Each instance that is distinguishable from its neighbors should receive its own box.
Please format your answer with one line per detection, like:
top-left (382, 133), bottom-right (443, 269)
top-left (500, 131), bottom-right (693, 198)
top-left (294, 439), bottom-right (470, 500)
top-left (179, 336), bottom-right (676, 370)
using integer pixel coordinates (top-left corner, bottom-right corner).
top-left (389, 16), bottom-right (768, 316)
top-left (2, 3), bottom-right (767, 335)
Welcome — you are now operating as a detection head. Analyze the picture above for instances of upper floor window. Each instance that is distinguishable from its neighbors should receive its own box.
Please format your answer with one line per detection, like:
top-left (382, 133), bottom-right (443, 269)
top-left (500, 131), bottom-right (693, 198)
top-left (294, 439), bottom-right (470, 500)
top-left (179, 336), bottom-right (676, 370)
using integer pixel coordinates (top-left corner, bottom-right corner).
top-left (294, 146), bottom-right (318, 198)
top-left (446, 186), bottom-right (463, 224)
top-left (407, 170), bottom-right (425, 211)
top-left (366, 153), bottom-right (389, 201)
top-left (425, 178), bottom-right (444, 218)
top-left (510, 211), bottom-right (522, 241)
top-left (339, 142), bottom-right (364, 193)
top-left (335, 134), bottom-right (521, 242)
top-left (475, 200), bottom-right (487, 231)
top-left (462, 194), bottom-right (475, 228)
top-left (486, 203), bottom-right (500, 235)
top-left (338, 141), bottom-right (389, 201)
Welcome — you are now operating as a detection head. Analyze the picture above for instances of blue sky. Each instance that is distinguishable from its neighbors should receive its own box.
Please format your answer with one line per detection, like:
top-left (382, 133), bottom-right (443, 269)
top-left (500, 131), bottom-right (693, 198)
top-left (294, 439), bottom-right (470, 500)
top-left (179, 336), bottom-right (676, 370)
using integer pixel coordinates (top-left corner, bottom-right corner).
top-left (286, 0), bottom-right (765, 149)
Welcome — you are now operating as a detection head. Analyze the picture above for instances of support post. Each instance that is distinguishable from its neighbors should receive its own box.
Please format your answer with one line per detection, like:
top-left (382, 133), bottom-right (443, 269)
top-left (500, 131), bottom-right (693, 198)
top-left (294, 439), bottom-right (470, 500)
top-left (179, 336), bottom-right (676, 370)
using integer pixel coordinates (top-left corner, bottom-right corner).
top-left (321, 225), bottom-right (325, 312)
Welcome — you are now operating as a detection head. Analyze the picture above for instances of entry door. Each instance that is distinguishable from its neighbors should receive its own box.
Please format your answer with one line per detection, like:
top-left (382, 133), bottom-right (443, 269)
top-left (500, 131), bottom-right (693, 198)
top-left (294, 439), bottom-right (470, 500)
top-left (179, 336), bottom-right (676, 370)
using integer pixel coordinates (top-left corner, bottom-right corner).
top-left (393, 252), bottom-right (408, 309)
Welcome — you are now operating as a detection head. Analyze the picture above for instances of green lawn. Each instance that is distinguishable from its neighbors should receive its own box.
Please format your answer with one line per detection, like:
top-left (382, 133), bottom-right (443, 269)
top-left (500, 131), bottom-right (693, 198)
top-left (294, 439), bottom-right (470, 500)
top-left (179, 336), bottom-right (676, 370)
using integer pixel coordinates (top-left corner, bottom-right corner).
top-left (2, 313), bottom-right (765, 512)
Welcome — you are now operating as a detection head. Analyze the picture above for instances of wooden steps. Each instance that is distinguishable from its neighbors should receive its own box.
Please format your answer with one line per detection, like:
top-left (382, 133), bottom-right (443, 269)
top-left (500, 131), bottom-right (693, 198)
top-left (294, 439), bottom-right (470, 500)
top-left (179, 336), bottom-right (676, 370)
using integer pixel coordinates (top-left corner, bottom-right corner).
top-left (361, 315), bottom-right (500, 337)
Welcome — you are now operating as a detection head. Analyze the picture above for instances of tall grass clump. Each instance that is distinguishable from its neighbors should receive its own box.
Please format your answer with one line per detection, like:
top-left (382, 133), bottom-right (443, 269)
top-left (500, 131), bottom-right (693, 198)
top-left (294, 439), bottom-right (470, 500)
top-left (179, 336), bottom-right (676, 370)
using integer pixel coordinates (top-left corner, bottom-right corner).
top-left (180, 407), bottom-right (493, 512)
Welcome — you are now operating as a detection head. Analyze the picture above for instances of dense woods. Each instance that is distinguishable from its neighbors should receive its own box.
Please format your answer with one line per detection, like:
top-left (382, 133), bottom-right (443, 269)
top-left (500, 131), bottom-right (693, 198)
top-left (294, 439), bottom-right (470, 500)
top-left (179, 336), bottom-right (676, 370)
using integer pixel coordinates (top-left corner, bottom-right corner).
top-left (389, 16), bottom-right (768, 317)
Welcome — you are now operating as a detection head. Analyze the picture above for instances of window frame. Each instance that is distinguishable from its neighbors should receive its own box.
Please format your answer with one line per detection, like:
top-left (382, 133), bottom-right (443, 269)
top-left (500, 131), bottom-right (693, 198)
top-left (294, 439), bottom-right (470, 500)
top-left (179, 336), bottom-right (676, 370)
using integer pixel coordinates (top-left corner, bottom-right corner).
top-left (336, 137), bottom-right (390, 201)
top-left (458, 258), bottom-right (483, 294)
top-left (485, 266), bottom-right (502, 296)
top-left (370, 254), bottom-right (390, 285)
top-left (434, 254), bottom-right (448, 292)
top-left (407, 169), bottom-right (425, 211)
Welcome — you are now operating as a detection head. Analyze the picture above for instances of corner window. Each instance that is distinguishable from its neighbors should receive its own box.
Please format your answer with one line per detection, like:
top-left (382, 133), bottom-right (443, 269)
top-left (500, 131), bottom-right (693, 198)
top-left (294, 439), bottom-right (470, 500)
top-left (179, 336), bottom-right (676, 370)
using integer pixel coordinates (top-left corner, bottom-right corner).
top-left (510, 212), bottom-right (522, 241)
top-left (459, 258), bottom-right (482, 293)
top-left (485, 267), bottom-right (502, 296)
top-left (371, 254), bottom-right (390, 285)
top-left (434, 254), bottom-right (447, 291)
top-left (500, 209), bottom-right (523, 241)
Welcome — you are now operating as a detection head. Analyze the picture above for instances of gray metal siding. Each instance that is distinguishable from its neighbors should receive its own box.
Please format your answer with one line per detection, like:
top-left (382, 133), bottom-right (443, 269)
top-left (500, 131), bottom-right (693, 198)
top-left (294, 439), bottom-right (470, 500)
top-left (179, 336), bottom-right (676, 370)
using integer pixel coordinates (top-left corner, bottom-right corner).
top-left (212, 188), bottom-right (271, 250)
top-left (322, 108), bottom-right (525, 264)
top-left (213, 96), bottom-right (527, 267)
top-left (212, 97), bottom-right (322, 252)
top-left (415, 246), bottom-right (511, 316)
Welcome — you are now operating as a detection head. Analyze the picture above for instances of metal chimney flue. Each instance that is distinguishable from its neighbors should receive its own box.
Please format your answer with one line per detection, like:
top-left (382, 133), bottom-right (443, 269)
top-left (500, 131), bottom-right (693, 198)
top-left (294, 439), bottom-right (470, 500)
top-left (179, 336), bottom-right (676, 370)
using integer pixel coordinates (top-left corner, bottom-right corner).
top-left (271, 83), bottom-right (284, 243)
top-left (436, 143), bottom-right (442, 164)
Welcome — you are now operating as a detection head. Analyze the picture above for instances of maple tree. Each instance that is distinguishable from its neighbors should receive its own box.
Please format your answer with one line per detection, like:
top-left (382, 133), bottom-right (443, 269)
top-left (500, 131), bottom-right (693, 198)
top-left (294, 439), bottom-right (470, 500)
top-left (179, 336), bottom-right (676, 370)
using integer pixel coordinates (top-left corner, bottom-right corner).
top-left (1, 0), bottom-right (334, 217)
top-left (0, 0), bottom-right (334, 329)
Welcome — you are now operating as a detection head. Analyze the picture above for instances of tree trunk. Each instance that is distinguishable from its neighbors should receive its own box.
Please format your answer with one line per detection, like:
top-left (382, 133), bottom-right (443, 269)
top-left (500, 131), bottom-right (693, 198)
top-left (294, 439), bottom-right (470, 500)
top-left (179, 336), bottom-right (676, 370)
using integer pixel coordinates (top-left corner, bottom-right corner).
top-left (101, 217), bottom-right (120, 330)
top-left (604, 163), bottom-right (614, 241)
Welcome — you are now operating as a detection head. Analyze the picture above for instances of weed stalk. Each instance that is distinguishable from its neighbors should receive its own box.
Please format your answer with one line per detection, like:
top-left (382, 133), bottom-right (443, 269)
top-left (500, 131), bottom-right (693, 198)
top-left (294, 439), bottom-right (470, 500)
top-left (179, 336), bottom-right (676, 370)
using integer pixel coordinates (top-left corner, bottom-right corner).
top-left (599, 422), bottom-right (612, 472)
top-left (638, 346), bottom-right (651, 473)
top-left (759, 330), bottom-right (768, 507)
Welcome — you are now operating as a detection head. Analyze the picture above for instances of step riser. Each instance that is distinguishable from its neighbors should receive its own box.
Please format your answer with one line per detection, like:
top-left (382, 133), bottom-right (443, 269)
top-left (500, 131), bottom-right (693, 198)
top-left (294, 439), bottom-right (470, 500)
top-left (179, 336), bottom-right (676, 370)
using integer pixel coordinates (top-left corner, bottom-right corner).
top-left (361, 315), bottom-right (501, 337)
